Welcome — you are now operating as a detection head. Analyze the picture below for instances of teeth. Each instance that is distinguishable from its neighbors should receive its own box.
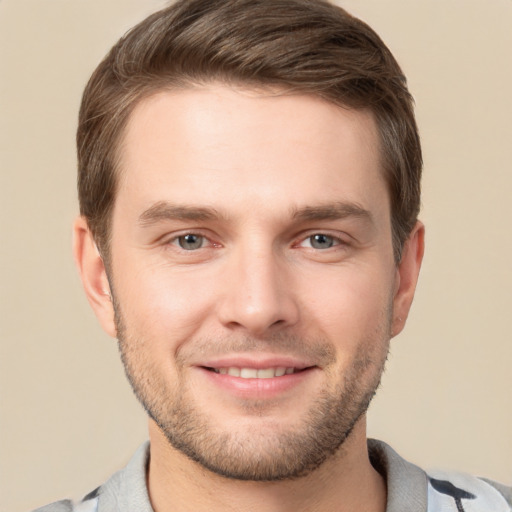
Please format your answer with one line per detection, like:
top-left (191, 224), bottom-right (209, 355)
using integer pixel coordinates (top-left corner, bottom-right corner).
top-left (213, 367), bottom-right (297, 378)
top-left (240, 368), bottom-right (258, 378)
top-left (256, 368), bottom-right (274, 379)
top-left (227, 367), bottom-right (241, 377)
top-left (275, 367), bottom-right (286, 377)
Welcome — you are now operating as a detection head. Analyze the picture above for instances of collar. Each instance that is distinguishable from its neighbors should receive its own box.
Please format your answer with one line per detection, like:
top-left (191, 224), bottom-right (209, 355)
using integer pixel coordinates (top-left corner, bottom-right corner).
top-left (95, 439), bottom-right (429, 512)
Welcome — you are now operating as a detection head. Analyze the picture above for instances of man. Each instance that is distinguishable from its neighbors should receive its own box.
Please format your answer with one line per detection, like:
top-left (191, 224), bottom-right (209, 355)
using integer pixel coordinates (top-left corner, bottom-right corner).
top-left (35, 0), bottom-right (511, 511)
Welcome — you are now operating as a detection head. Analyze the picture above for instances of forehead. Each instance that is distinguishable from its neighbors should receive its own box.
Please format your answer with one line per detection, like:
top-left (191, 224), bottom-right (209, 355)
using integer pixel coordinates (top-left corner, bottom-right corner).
top-left (115, 85), bottom-right (387, 220)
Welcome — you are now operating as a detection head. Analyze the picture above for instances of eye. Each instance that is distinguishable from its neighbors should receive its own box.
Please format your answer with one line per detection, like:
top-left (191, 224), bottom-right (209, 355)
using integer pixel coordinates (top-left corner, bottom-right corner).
top-left (175, 233), bottom-right (205, 250)
top-left (302, 234), bottom-right (340, 250)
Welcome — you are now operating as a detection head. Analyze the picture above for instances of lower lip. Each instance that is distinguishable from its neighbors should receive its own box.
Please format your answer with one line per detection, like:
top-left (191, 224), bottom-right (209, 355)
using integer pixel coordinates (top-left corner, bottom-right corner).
top-left (197, 367), bottom-right (317, 399)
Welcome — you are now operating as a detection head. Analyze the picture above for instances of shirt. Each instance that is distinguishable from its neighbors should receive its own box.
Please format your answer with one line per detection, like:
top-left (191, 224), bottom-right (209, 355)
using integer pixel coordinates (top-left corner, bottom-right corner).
top-left (33, 439), bottom-right (512, 511)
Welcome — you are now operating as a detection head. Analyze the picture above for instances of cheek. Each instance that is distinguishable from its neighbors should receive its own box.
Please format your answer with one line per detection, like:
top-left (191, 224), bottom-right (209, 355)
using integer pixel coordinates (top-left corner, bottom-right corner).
top-left (297, 262), bottom-right (394, 338)
top-left (113, 261), bottom-right (217, 347)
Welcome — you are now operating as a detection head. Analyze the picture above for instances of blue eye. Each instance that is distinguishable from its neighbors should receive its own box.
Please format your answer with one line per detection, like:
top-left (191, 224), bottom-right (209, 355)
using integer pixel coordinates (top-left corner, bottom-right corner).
top-left (307, 234), bottom-right (336, 249)
top-left (177, 234), bottom-right (204, 250)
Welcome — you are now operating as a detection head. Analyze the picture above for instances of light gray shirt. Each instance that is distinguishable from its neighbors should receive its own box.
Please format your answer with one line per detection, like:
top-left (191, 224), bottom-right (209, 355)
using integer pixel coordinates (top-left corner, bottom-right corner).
top-left (33, 440), bottom-right (512, 512)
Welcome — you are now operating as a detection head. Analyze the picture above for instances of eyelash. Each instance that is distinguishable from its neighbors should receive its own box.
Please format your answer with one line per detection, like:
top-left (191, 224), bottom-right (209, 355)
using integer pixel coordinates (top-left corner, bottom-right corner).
top-left (297, 233), bottom-right (346, 250)
top-left (166, 231), bottom-right (348, 252)
top-left (167, 232), bottom-right (216, 251)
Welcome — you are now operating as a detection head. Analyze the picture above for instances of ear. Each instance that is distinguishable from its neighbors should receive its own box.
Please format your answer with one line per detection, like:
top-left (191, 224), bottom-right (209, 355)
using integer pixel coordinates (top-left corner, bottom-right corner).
top-left (391, 221), bottom-right (425, 337)
top-left (73, 216), bottom-right (117, 338)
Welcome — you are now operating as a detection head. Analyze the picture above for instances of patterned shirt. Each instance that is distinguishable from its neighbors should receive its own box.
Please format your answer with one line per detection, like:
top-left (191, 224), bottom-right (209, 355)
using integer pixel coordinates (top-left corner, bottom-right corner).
top-left (33, 440), bottom-right (512, 512)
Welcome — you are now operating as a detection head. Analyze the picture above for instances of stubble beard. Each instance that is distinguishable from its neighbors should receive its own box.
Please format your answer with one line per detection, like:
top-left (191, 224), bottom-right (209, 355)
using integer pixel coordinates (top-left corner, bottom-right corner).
top-left (114, 300), bottom-right (391, 482)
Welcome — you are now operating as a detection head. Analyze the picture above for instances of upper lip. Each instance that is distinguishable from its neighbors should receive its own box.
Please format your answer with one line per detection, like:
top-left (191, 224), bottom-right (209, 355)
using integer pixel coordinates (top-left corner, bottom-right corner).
top-left (196, 355), bottom-right (315, 370)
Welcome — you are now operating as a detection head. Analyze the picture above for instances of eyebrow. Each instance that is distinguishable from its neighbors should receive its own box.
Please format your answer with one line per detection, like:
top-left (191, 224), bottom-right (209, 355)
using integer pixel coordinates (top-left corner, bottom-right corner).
top-left (291, 202), bottom-right (374, 224)
top-left (138, 201), bottom-right (222, 226)
top-left (138, 200), bottom-right (374, 227)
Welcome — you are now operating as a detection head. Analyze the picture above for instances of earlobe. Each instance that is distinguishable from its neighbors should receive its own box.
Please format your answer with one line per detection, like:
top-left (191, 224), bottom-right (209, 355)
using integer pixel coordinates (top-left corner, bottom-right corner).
top-left (73, 216), bottom-right (117, 338)
top-left (391, 221), bottom-right (425, 337)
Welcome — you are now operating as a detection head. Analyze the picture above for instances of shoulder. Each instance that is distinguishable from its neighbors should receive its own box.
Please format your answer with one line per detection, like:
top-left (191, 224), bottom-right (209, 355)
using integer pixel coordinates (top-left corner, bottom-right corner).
top-left (368, 439), bottom-right (511, 511)
top-left (427, 469), bottom-right (512, 511)
top-left (31, 496), bottom-right (98, 512)
top-left (30, 442), bottom-right (150, 512)
top-left (31, 501), bottom-right (75, 512)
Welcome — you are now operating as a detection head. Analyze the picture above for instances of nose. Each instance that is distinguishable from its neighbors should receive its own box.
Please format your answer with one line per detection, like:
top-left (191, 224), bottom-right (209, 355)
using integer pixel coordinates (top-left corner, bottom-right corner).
top-left (217, 245), bottom-right (300, 336)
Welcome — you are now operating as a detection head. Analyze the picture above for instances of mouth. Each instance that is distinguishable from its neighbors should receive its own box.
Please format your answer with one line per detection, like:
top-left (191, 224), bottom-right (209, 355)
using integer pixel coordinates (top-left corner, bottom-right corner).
top-left (203, 366), bottom-right (308, 379)
top-left (197, 362), bottom-right (319, 399)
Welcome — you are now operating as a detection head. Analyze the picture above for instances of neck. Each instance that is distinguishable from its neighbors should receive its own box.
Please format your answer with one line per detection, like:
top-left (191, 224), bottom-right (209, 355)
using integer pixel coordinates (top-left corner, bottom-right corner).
top-left (147, 419), bottom-right (386, 512)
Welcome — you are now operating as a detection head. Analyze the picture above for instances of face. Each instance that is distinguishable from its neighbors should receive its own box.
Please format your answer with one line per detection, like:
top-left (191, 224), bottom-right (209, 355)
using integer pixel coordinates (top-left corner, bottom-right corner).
top-left (80, 85), bottom-right (422, 481)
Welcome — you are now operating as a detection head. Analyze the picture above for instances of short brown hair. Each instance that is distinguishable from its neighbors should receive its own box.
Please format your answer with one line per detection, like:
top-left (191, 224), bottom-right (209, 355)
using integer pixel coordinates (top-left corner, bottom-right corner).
top-left (78, 0), bottom-right (422, 262)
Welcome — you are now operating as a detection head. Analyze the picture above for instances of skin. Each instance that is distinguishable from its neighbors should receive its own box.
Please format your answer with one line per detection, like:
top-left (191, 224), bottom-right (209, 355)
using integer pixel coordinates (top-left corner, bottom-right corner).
top-left (74, 85), bottom-right (424, 512)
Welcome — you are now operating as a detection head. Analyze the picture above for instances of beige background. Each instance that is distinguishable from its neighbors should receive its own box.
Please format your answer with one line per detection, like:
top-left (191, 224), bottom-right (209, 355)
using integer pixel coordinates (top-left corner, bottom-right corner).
top-left (1, 1), bottom-right (511, 510)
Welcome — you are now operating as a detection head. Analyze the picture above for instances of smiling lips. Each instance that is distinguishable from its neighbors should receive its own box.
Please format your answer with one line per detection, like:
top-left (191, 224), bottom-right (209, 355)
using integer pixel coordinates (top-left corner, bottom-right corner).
top-left (199, 362), bottom-right (316, 398)
top-left (207, 367), bottom-right (300, 378)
